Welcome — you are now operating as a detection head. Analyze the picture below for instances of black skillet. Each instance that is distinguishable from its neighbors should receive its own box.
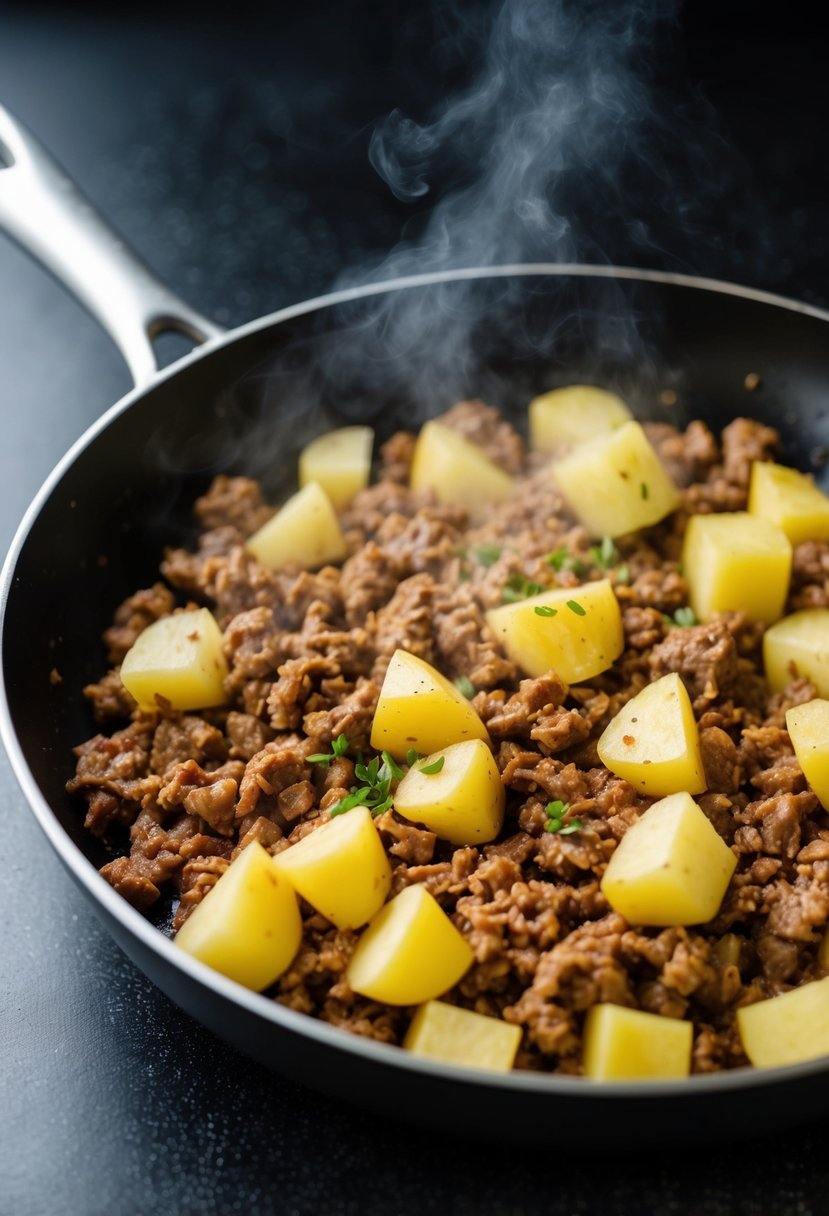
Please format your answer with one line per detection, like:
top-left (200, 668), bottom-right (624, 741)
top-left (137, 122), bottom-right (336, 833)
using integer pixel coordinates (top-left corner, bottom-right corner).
top-left (3, 104), bottom-right (829, 1147)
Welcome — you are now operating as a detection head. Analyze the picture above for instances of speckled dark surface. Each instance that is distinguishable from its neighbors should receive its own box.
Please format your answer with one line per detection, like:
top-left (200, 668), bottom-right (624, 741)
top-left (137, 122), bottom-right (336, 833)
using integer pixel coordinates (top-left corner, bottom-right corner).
top-left (3, 6), bottom-right (829, 1214)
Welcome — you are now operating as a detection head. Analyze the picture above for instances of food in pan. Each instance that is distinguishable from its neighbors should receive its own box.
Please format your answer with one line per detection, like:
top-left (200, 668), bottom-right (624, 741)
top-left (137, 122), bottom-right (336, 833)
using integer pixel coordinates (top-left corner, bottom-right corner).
top-left (67, 391), bottom-right (829, 1081)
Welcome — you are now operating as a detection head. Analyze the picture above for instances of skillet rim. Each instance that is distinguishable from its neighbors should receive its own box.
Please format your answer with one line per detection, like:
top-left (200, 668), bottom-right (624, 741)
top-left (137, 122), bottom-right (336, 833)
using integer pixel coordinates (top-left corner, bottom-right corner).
top-left (4, 260), bottom-right (829, 1102)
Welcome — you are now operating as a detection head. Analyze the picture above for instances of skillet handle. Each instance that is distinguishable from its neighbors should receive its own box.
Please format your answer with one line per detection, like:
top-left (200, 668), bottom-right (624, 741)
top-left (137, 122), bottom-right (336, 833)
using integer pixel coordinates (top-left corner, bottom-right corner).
top-left (0, 104), bottom-right (224, 388)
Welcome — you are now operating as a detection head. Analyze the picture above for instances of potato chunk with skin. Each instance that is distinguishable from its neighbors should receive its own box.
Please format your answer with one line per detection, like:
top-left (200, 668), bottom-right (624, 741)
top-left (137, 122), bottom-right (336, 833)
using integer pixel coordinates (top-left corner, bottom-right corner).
top-left (346, 884), bottom-right (473, 1005)
top-left (485, 579), bottom-right (623, 683)
top-left (120, 607), bottom-right (228, 711)
top-left (748, 460), bottom-right (829, 546)
top-left (551, 420), bottom-right (680, 538)
top-left (597, 672), bottom-right (706, 797)
top-left (786, 699), bottom-right (829, 811)
top-left (764, 609), bottom-right (829, 696)
top-left (246, 480), bottom-right (346, 570)
top-left (737, 976), bottom-right (829, 1068)
top-left (528, 385), bottom-right (632, 453)
top-left (271, 806), bottom-right (391, 929)
top-left (600, 791), bottom-right (736, 926)
top-left (370, 649), bottom-right (489, 760)
top-left (298, 425), bottom-right (374, 510)
top-left (583, 1004), bottom-right (692, 1081)
top-left (175, 841), bottom-right (301, 991)
top-left (404, 1000), bottom-right (522, 1072)
top-left (409, 420), bottom-right (513, 517)
top-left (393, 739), bottom-right (504, 846)
top-left (681, 511), bottom-right (791, 625)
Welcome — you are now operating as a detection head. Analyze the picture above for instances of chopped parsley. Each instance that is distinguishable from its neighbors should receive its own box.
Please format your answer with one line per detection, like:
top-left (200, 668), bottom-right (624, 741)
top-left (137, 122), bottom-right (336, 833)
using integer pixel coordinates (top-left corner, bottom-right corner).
top-left (455, 674), bottom-right (476, 699)
top-left (544, 799), bottom-right (583, 836)
top-left (615, 563), bottom-right (631, 585)
top-left (566, 599), bottom-right (586, 617)
top-left (405, 748), bottom-right (419, 767)
top-left (641, 482), bottom-right (649, 500)
top-left (590, 536), bottom-right (619, 570)
top-left (667, 605), bottom-right (698, 628)
top-left (546, 547), bottom-right (585, 576)
top-left (534, 605), bottom-right (558, 618)
top-left (503, 573), bottom-right (544, 603)
top-left (419, 756), bottom-right (446, 775)
top-left (473, 544), bottom-right (502, 567)
top-left (329, 751), bottom-right (400, 818)
top-left (308, 733), bottom-right (350, 765)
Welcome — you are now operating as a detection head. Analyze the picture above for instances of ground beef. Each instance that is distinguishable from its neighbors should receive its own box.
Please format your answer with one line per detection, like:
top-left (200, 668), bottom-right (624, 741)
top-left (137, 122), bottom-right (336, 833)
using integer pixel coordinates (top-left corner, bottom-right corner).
top-left (67, 403), bottom-right (829, 1079)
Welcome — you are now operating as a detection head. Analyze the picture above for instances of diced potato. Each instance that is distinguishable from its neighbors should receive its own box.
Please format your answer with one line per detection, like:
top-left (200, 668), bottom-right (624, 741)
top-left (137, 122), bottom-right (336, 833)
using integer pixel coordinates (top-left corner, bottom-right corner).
top-left (409, 420), bottom-right (513, 517)
top-left (346, 884), bottom-right (473, 1005)
top-left (246, 480), bottom-right (346, 570)
top-left (582, 1004), bottom-right (692, 1081)
top-left (174, 841), bottom-right (301, 991)
top-left (271, 805), bottom-right (391, 929)
top-left (596, 672), bottom-right (706, 797)
top-left (404, 1000), bottom-right (521, 1072)
top-left (748, 460), bottom-right (829, 546)
top-left (764, 609), bottom-right (829, 696)
top-left (485, 578), bottom-right (624, 683)
top-left (370, 649), bottom-right (489, 760)
top-left (393, 739), bottom-right (504, 846)
top-left (551, 420), bottom-right (680, 538)
top-left (682, 511), bottom-right (791, 625)
top-left (786, 699), bottom-right (829, 811)
top-left (119, 607), bottom-right (228, 712)
top-left (600, 791), bottom-right (736, 926)
top-left (298, 425), bottom-right (374, 510)
top-left (528, 385), bottom-right (632, 452)
top-left (737, 976), bottom-right (829, 1068)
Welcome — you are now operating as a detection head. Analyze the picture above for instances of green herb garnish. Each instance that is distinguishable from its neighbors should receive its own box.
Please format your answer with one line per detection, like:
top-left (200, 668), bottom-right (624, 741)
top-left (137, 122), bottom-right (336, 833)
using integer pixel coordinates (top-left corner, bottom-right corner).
top-left (668, 605), bottom-right (698, 627)
top-left (641, 482), bottom-right (649, 500)
top-left (308, 733), bottom-right (350, 765)
top-left (544, 799), bottom-right (583, 835)
top-left (474, 544), bottom-right (502, 567)
top-left (329, 750), bottom-right (400, 818)
top-left (503, 573), bottom-right (544, 603)
top-left (615, 563), bottom-right (631, 585)
top-left (455, 674), bottom-right (476, 699)
top-left (566, 599), bottom-right (586, 617)
top-left (419, 756), bottom-right (446, 775)
top-left (546, 547), bottom-right (585, 575)
top-left (534, 605), bottom-right (558, 617)
top-left (590, 536), bottom-right (619, 570)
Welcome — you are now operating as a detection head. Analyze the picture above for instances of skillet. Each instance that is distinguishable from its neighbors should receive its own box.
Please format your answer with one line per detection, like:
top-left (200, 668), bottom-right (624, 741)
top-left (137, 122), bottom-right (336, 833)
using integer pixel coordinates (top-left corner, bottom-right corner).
top-left (4, 103), bottom-right (829, 1147)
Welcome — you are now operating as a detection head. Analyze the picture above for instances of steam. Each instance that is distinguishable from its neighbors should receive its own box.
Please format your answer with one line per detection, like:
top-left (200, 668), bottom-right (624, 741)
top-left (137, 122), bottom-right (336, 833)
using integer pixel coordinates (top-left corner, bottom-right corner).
top-left (302, 0), bottom-right (753, 427)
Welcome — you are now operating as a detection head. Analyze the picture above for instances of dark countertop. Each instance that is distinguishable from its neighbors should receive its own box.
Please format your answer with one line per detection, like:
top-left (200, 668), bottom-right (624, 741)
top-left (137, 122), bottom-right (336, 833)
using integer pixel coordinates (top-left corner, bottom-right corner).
top-left (3, 6), bottom-right (829, 1214)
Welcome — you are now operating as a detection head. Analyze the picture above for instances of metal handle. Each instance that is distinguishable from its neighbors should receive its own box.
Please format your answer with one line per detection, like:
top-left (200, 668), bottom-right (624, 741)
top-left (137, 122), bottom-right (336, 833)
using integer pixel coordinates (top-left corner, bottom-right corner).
top-left (0, 105), bottom-right (224, 387)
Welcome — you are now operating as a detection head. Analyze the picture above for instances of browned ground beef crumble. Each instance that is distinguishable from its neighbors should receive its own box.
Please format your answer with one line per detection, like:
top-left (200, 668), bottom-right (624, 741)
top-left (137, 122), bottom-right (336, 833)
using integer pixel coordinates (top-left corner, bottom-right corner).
top-left (67, 401), bottom-right (829, 1075)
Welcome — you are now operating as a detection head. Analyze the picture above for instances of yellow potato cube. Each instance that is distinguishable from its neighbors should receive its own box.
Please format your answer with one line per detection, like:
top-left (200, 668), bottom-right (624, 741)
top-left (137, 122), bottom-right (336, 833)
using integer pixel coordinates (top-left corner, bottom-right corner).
top-left (119, 607), bottom-right (228, 712)
top-left (393, 739), bottom-right (504, 846)
top-left (681, 511), bottom-right (791, 625)
top-left (786, 699), bottom-right (829, 811)
top-left (737, 977), bottom-right (829, 1068)
top-left (175, 841), bottom-right (301, 991)
top-left (748, 460), bottom-right (829, 546)
top-left (409, 420), bottom-right (513, 517)
top-left (485, 579), bottom-right (624, 683)
top-left (404, 1000), bottom-right (521, 1072)
top-left (600, 791), bottom-right (736, 926)
top-left (551, 421), bottom-right (680, 538)
top-left (528, 384), bottom-right (632, 452)
top-left (298, 425), bottom-right (374, 510)
top-left (597, 672), bottom-right (706, 797)
top-left (764, 609), bottom-right (829, 696)
top-left (346, 883), bottom-right (473, 1005)
top-left (246, 480), bottom-right (346, 570)
top-left (370, 649), bottom-right (489, 760)
top-left (583, 1004), bottom-right (692, 1081)
top-left (271, 805), bottom-right (391, 929)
